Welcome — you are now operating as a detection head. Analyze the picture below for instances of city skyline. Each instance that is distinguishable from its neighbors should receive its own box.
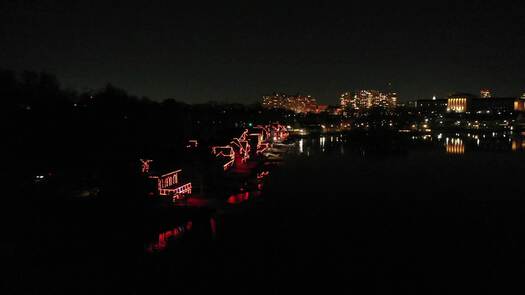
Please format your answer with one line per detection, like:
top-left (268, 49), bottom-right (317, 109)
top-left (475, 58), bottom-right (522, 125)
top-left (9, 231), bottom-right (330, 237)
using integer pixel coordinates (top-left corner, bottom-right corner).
top-left (2, 2), bottom-right (525, 104)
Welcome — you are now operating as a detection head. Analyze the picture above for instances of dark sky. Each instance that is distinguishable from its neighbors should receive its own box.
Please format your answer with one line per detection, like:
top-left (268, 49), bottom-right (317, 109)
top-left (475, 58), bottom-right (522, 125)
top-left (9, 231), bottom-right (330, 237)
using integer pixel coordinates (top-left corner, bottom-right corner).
top-left (1, 1), bottom-right (525, 104)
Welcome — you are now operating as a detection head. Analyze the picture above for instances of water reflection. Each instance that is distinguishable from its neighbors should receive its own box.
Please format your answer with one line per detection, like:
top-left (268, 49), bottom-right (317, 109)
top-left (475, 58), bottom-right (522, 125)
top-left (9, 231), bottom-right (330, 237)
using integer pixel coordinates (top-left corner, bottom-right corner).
top-left (146, 131), bottom-right (525, 255)
top-left (227, 191), bottom-right (251, 204)
top-left (291, 131), bottom-right (525, 157)
top-left (210, 217), bottom-right (217, 238)
top-left (146, 221), bottom-right (193, 253)
top-left (512, 138), bottom-right (525, 151)
top-left (227, 190), bottom-right (262, 204)
top-left (446, 138), bottom-right (465, 155)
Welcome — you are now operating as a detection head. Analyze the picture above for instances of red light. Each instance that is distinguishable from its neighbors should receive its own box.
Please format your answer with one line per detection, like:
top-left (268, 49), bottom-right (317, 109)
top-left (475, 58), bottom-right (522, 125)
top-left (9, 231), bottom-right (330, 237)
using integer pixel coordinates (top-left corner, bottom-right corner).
top-left (211, 145), bottom-right (236, 171)
top-left (231, 137), bottom-right (251, 163)
top-left (146, 221), bottom-right (193, 253)
top-left (140, 159), bottom-right (153, 174)
top-left (148, 169), bottom-right (192, 200)
top-left (210, 217), bottom-right (217, 238)
top-left (257, 171), bottom-right (270, 180)
top-left (211, 124), bottom-right (287, 171)
top-left (227, 191), bottom-right (251, 204)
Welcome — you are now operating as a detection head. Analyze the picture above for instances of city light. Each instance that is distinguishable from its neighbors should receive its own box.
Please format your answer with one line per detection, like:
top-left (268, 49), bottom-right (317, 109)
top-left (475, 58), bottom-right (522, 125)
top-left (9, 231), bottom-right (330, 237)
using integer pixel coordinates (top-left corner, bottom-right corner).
top-left (340, 90), bottom-right (397, 111)
top-left (262, 93), bottom-right (319, 113)
top-left (447, 97), bottom-right (468, 113)
top-left (480, 89), bottom-right (492, 98)
top-left (446, 138), bottom-right (465, 154)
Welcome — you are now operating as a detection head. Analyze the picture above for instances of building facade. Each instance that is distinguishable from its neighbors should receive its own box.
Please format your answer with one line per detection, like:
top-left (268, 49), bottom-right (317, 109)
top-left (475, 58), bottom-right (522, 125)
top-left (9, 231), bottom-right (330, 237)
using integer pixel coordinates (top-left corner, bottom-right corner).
top-left (415, 99), bottom-right (448, 113)
top-left (446, 93), bottom-right (474, 113)
top-left (446, 93), bottom-right (524, 114)
top-left (340, 90), bottom-right (397, 111)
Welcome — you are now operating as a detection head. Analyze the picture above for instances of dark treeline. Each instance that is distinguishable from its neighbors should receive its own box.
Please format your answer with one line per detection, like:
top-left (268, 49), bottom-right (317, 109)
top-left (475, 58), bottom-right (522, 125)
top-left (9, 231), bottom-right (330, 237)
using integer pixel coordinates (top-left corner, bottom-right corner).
top-left (1, 69), bottom-right (291, 195)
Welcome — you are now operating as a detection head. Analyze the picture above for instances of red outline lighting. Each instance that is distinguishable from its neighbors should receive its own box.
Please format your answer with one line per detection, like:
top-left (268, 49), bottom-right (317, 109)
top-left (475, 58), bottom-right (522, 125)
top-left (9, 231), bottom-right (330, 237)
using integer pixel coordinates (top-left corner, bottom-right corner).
top-left (140, 159), bottom-right (153, 174)
top-left (146, 221), bottom-right (193, 252)
top-left (148, 169), bottom-right (192, 200)
top-left (186, 139), bottom-right (198, 148)
top-left (211, 145), bottom-right (236, 171)
top-left (231, 134), bottom-right (251, 163)
top-left (272, 124), bottom-right (289, 142)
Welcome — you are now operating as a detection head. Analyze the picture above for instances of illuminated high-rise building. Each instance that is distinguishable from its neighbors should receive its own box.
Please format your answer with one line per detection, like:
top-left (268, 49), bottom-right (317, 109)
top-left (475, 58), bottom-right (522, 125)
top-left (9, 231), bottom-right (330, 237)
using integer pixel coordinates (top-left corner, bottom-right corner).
top-left (262, 93), bottom-right (288, 110)
top-left (383, 92), bottom-right (397, 109)
top-left (340, 92), bottom-right (353, 109)
top-left (341, 90), bottom-right (397, 111)
top-left (351, 90), bottom-right (371, 110)
top-left (287, 95), bottom-right (318, 113)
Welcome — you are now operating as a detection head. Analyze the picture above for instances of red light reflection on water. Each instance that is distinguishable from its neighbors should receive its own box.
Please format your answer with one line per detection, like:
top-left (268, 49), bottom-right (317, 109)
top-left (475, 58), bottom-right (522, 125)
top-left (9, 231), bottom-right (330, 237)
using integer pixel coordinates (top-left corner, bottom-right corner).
top-left (227, 170), bottom-right (268, 204)
top-left (227, 192), bottom-right (251, 204)
top-left (227, 190), bottom-right (263, 204)
top-left (257, 171), bottom-right (269, 180)
top-left (210, 217), bottom-right (217, 238)
top-left (146, 221), bottom-right (193, 253)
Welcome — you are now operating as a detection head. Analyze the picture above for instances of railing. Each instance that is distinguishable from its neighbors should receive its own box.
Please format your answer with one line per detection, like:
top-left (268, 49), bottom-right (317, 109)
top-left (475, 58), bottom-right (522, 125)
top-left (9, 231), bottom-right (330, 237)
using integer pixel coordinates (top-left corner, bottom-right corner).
top-left (223, 159), bottom-right (235, 171)
top-left (158, 182), bottom-right (192, 197)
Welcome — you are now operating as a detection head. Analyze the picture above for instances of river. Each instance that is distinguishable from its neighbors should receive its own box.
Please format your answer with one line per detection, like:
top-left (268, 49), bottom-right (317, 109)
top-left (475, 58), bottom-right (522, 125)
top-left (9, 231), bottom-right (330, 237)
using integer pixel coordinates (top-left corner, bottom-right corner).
top-left (8, 131), bottom-right (525, 294)
top-left (137, 131), bottom-right (525, 293)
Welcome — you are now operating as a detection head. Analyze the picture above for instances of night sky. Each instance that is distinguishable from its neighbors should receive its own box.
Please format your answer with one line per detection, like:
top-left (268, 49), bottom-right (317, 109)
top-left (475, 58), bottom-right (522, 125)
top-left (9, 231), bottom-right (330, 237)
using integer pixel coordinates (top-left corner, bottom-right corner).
top-left (1, 1), bottom-right (524, 104)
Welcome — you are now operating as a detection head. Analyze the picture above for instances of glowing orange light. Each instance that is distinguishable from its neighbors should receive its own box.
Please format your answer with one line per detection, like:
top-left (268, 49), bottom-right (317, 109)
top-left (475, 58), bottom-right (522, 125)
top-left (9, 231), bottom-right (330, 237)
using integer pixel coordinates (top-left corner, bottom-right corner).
top-left (512, 139), bottom-right (525, 151)
top-left (446, 138), bottom-right (465, 154)
top-left (255, 125), bottom-right (271, 141)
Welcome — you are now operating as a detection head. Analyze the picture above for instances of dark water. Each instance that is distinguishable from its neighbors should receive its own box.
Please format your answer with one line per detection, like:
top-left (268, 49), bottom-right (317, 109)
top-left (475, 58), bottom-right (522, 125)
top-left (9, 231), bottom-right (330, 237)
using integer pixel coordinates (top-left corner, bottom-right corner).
top-left (5, 132), bottom-right (525, 294)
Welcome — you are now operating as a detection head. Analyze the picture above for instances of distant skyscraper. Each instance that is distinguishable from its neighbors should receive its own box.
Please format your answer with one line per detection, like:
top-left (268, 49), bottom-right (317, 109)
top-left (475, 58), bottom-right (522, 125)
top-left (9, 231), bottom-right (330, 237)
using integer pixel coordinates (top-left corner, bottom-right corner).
top-left (262, 93), bottom-right (288, 110)
top-left (340, 90), bottom-right (397, 111)
top-left (480, 89), bottom-right (492, 98)
top-left (340, 92), bottom-right (352, 109)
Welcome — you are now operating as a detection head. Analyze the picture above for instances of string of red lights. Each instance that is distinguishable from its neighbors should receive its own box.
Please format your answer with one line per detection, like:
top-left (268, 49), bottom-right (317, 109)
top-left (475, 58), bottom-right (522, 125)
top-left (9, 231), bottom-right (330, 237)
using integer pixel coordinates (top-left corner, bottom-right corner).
top-left (141, 124), bottom-right (288, 202)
